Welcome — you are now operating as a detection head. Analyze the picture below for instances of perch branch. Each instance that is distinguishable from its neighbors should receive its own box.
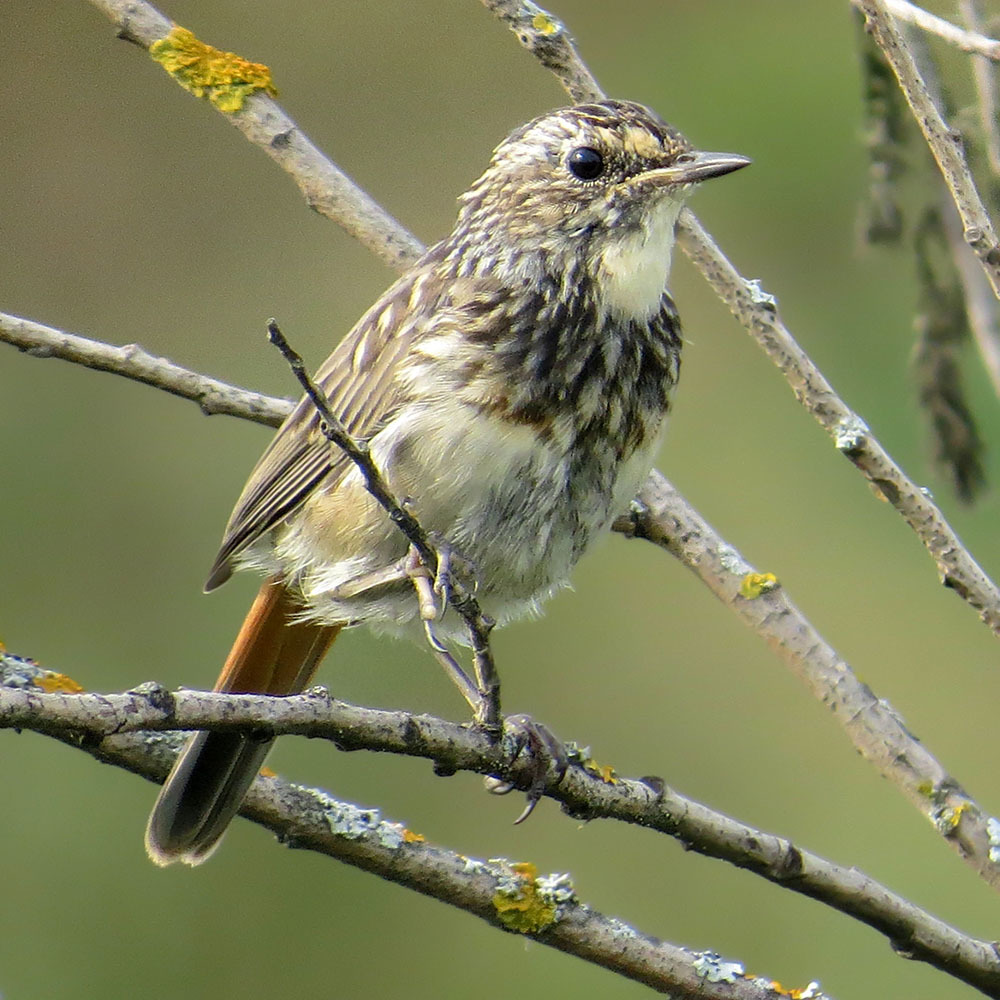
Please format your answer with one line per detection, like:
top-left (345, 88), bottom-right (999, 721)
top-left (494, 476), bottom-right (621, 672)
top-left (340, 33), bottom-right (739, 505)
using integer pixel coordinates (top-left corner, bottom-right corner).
top-left (11, 695), bottom-right (777, 1000)
top-left (0, 311), bottom-right (289, 425)
top-left (2, 671), bottom-right (999, 997)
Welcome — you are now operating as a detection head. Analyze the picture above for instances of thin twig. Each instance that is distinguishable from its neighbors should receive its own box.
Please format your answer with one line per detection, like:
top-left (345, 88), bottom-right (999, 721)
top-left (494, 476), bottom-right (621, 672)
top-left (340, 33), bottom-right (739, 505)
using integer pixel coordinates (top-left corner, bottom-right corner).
top-left (860, 0), bottom-right (1000, 61)
top-left (675, 211), bottom-right (1000, 631)
top-left (265, 321), bottom-right (437, 568)
top-left (5, 672), bottom-right (1000, 997)
top-left (958, 0), bottom-right (1000, 176)
top-left (855, 0), bottom-right (1000, 300)
top-left (265, 320), bottom-right (500, 729)
top-left (0, 311), bottom-right (289, 425)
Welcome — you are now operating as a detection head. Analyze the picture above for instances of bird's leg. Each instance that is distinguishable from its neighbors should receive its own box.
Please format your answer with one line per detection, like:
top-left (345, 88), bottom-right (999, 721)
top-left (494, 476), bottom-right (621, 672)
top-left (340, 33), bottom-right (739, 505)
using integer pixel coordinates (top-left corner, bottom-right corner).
top-left (404, 546), bottom-right (484, 714)
top-left (404, 545), bottom-right (565, 818)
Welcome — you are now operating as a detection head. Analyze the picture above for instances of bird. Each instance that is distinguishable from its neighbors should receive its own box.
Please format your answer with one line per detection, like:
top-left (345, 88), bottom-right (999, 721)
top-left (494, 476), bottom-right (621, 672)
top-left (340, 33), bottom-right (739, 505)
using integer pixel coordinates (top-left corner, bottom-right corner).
top-left (145, 99), bottom-right (749, 865)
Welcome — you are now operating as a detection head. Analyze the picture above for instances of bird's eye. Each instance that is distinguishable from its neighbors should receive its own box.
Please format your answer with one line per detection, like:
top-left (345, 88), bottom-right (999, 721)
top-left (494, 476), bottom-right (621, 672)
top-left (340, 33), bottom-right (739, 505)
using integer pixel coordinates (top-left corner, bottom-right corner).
top-left (567, 146), bottom-right (604, 181)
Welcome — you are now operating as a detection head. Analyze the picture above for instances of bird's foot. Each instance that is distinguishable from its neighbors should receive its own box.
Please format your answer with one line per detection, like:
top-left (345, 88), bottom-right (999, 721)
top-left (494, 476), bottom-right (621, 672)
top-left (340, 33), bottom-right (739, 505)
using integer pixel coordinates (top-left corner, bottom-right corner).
top-left (485, 714), bottom-right (568, 823)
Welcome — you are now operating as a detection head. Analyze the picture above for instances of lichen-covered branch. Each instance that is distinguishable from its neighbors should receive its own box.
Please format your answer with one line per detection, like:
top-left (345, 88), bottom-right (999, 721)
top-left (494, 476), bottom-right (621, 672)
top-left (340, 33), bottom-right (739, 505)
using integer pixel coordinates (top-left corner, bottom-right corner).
top-left (86, 0), bottom-right (422, 271)
top-left (19, 689), bottom-right (776, 1000)
top-left (0, 311), bottom-right (290, 425)
top-left (3, 671), bottom-right (999, 997)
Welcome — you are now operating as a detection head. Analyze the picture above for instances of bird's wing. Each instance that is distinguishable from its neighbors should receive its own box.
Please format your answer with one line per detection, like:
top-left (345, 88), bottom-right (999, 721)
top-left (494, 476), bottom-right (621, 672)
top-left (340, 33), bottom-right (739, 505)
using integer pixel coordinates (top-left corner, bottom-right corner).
top-left (205, 257), bottom-right (449, 590)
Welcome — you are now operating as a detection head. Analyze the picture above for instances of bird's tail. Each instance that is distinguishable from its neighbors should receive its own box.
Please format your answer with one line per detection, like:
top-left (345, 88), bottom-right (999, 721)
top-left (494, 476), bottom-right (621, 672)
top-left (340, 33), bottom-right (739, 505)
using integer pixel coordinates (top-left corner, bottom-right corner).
top-left (145, 577), bottom-right (341, 866)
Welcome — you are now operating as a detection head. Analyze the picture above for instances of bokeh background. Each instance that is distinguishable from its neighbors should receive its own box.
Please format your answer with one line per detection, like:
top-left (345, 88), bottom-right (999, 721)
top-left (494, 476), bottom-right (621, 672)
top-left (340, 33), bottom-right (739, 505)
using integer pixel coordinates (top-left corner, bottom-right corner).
top-left (3, 1), bottom-right (1000, 997)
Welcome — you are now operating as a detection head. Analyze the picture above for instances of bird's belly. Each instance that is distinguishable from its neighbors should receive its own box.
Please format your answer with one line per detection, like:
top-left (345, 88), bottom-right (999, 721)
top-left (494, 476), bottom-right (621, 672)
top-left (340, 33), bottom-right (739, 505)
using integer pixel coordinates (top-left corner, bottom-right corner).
top-left (269, 397), bottom-right (660, 639)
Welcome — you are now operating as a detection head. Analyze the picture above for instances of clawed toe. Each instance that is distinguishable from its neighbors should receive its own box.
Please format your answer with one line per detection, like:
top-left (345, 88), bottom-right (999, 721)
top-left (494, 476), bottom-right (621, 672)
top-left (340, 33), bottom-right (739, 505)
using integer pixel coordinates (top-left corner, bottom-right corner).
top-left (485, 713), bottom-right (568, 823)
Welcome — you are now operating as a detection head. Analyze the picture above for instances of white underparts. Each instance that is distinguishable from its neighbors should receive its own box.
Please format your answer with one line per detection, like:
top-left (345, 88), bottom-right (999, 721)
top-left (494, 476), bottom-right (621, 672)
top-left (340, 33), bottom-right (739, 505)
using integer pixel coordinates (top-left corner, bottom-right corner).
top-left (597, 196), bottom-right (683, 319)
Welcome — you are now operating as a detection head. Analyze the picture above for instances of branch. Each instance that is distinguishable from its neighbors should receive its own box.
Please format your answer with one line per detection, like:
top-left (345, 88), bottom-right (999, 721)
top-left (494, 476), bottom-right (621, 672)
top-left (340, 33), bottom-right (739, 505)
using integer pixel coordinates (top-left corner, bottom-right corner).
top-left (87, 0), bottom-right (423, 272)
top-left (5, 670), bottom-right (1000, 997)
top-left (863, 0), bottom-right (1000, 61)
top-left (15, 693), bottom-right (775, 1000)
top-left (0, 310), bottom-right (289, 426)
top-left (855, 0), bottom-right (1000, 301)
top-left (674, 213), bottom-right (1000, 632)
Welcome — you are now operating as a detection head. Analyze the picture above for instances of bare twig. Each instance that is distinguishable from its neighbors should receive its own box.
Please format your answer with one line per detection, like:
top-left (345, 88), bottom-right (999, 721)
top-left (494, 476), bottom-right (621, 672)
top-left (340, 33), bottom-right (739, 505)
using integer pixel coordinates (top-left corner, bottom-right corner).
top-left (6, 672), bottom-right (1000, 997)
top-left (959, 0), bottom-right (1000, 176)
top-left (675, 212), bottom-right (1000, 632)
top-left (855, 0), bottom-right (1000, 300)
top-left (265, 320), bottom-right (500, 728)
top-left (0, 311), bottom-right (289, 425)
top-left (861, 0), bottom-right (1000, 61)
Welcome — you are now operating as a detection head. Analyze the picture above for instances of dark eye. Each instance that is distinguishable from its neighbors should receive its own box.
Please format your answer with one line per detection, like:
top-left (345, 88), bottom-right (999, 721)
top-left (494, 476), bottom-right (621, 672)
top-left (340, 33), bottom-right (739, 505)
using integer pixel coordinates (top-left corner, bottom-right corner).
top-left (567, 146), bottom-right (604, 180)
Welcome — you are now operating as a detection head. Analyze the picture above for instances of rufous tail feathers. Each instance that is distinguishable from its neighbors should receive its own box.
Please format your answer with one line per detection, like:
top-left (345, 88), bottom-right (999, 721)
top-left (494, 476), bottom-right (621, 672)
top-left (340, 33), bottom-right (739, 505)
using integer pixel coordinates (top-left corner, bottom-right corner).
top-left (145, 578), bottom-right (341, 866)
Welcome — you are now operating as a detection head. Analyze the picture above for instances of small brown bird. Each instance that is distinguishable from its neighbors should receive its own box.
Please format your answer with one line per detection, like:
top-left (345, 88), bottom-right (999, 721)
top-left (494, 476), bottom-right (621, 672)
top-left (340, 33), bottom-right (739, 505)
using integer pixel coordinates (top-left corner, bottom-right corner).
top-left (145, 99), bottom-right (748, 865)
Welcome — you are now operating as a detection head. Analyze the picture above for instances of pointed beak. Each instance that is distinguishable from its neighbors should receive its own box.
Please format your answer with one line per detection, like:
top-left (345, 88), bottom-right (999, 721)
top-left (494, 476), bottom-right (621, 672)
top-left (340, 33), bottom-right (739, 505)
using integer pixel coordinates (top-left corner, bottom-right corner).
top-left (642, 150), bottom-right (751, 186)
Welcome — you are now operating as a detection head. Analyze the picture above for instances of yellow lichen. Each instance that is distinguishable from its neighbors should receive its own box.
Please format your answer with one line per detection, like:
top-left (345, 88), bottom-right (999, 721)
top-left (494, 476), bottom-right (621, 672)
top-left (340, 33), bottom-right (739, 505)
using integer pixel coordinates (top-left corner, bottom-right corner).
top-left (402, 828), bottom-right (425, 844)
top-left (33, 671), bottom-right (84, 694)
top-left (580, 757), bottom-right (618, 784)
top-left (493, 862), bottom-right (557, 934)
top-left (150, 26), bottom-right (277, 112)
top-left (740, 572), bottom-right (779, 599)
top-left (531, 12), bottom-right (559, 35)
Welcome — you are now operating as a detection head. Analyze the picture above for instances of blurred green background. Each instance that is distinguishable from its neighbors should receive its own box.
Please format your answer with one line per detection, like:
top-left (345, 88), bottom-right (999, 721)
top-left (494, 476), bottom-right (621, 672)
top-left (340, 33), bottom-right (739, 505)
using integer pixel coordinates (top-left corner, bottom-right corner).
top-left (3, 1), bottom-right (1000, 997)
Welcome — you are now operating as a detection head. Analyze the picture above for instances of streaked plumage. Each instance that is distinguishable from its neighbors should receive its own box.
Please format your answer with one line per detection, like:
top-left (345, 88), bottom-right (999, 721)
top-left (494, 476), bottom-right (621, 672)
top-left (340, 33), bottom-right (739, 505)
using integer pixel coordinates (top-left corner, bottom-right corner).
top-left (147, 99), bottom-right (748, 865)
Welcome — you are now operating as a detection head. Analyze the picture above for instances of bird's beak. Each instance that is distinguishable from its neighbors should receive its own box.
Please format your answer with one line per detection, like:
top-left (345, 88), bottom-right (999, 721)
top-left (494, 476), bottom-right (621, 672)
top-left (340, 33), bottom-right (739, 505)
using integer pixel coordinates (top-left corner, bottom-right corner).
top-left (640, 150), bottom-right (751, 187)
